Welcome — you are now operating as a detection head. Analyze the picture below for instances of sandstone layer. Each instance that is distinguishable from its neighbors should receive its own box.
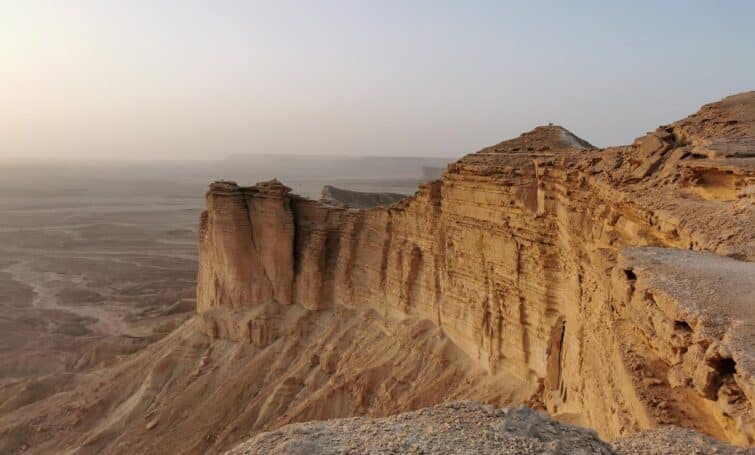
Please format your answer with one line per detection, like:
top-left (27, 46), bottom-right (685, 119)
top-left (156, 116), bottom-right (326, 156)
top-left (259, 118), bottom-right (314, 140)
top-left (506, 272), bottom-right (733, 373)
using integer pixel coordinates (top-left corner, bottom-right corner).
top-left (198, 92), bottom-right (755, 446)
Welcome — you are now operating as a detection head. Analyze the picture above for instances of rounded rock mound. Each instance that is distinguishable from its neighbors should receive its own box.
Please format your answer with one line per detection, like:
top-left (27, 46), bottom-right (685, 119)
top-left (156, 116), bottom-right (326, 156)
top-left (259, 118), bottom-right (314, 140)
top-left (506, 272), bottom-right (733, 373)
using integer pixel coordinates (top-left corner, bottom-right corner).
top-left (226, 401), bottom-right (749, 454)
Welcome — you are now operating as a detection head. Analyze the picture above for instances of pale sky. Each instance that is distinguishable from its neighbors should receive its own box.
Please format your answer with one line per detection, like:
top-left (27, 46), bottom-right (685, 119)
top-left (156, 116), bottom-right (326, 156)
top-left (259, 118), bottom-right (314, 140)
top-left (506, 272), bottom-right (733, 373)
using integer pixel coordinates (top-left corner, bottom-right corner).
top-left (1, 1), bottom-right (753, 160)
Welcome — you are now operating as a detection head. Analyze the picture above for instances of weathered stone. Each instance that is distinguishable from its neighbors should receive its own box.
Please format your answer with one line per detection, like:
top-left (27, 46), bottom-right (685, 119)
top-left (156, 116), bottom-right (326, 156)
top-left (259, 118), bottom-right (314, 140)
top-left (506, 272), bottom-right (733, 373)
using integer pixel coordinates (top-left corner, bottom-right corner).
top-left (198, 92), bottom-right (755, 446)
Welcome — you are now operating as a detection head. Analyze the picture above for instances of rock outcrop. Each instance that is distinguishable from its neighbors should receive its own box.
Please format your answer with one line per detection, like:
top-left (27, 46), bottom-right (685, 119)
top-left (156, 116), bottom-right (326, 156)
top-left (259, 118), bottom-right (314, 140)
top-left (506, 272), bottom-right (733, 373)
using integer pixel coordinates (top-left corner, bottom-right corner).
top-left (198, 92), bottom-right (755, 446)
top-left (319, 185), bottom-right (407, 209)
top-left (228, 401), bottom-right (749, 455)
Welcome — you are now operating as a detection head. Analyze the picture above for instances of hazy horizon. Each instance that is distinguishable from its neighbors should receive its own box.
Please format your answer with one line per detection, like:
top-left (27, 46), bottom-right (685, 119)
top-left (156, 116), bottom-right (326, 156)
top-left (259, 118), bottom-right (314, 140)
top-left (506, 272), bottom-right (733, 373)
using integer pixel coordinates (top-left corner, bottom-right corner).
top-left (2, 1), bottom-right (754, 160)
top-left (0, 152), bottom-right (461, 163)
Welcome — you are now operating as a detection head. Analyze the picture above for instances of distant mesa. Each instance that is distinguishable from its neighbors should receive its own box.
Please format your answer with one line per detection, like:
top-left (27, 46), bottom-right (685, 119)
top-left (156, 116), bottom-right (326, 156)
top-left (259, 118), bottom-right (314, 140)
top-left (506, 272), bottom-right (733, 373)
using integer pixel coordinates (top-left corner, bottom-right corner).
top-left (319, 185), bottom-right (407, 209)
top-left (421, 165), bottom-right (444, 181)
top-left (224, 154), bottom-right (456, 182)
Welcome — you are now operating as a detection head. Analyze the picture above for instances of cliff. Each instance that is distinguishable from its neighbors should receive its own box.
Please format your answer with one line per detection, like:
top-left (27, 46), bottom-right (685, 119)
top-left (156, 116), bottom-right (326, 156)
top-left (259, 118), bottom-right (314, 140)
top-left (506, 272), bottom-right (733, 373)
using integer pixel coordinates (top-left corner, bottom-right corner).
top-left (197, 92), bottom-right (755, 446)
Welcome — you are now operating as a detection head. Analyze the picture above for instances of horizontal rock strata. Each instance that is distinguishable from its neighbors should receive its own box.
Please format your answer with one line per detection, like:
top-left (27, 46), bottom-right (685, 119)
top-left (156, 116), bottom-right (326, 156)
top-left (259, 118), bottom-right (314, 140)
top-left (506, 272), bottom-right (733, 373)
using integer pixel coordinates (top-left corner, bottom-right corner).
top-left (198, 92), bottom-right (755, 445)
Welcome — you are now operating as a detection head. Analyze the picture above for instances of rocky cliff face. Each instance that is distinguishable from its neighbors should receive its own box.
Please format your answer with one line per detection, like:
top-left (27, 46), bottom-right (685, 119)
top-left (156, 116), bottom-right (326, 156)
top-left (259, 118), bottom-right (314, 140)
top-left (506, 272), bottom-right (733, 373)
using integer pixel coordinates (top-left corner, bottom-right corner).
top-left (197, 93), bottom-right (755, 446)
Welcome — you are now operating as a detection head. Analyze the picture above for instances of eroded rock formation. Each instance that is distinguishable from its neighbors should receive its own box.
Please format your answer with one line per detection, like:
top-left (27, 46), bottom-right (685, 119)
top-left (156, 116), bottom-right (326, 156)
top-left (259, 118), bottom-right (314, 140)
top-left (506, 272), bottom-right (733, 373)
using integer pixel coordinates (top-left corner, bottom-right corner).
top-left (198, 92), bottom-right (755, 446)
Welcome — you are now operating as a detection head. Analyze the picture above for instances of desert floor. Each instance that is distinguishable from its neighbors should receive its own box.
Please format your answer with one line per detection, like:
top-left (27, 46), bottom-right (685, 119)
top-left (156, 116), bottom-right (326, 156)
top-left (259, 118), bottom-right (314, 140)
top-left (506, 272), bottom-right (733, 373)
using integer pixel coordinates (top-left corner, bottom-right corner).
top-left (0, 159), bottom-right (433, 417)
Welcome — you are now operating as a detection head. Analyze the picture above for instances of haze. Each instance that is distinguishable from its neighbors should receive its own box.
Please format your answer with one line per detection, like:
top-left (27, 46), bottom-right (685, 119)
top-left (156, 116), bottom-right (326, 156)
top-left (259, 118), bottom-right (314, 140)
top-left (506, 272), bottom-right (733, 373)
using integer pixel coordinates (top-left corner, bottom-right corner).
top-left (2, 1), bottom-right (754, 160)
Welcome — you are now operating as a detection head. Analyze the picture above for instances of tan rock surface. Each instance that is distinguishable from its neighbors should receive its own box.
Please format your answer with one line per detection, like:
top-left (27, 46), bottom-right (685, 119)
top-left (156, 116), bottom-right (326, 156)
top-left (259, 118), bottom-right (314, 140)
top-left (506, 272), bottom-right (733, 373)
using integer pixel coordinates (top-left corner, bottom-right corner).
top-left (227, 401), bottom-right (751, 455)
top-left (199, 92), bottom-right (755, 445)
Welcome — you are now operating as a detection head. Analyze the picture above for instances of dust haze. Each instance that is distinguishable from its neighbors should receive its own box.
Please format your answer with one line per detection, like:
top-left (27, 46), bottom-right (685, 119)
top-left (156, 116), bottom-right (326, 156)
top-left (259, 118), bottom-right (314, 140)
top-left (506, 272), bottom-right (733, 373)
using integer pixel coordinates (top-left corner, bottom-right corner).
top-left (0, 155), bottom-right (448, 420)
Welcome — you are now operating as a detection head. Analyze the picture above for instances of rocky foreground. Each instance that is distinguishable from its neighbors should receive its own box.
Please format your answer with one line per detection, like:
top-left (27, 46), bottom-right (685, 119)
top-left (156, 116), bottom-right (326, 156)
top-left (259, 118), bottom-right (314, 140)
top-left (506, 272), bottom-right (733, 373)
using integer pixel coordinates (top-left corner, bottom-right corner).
top-left (228, 401), bottom-right (750, 455)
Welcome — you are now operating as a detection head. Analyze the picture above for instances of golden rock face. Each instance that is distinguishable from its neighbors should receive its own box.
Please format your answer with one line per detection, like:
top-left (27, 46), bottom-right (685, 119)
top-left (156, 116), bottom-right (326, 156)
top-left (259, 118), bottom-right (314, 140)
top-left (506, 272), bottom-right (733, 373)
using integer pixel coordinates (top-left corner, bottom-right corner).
top-left (197, 92), bottom-right (755, 446)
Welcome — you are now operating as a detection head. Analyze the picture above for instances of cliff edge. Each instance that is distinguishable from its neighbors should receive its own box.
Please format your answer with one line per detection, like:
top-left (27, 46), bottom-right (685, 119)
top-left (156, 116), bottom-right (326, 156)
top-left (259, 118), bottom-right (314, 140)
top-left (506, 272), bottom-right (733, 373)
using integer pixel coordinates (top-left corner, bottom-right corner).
top-left (198, 92), bottom-right (755, 446)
